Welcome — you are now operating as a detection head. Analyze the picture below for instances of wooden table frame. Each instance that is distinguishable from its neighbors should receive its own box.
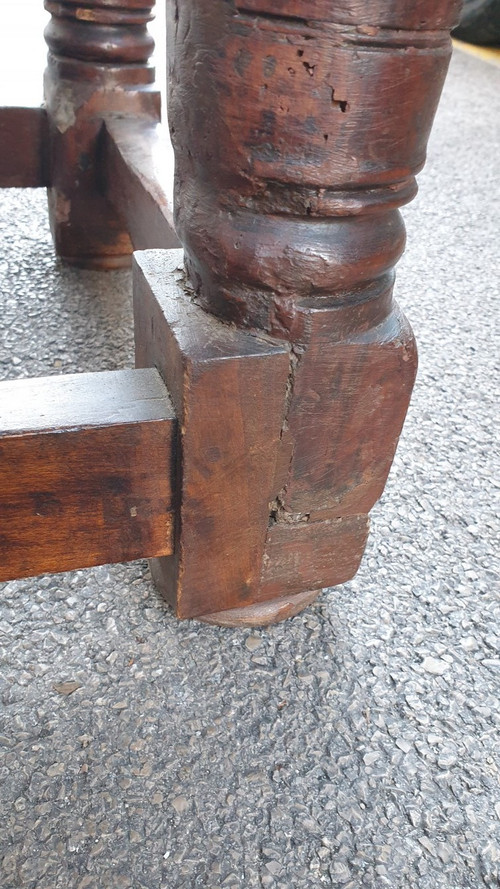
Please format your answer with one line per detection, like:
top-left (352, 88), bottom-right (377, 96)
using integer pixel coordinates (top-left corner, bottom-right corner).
top-left (0, 1), bottom-right (461, 626)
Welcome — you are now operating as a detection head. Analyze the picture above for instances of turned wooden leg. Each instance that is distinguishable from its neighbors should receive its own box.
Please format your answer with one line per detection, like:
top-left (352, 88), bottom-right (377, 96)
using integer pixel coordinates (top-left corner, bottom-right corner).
top-left (0, 1), bottom-right (461, 624)
top-left (137, 0), bottom-right (461, 624)
top-left (43, 0), bottom-right (160, 268)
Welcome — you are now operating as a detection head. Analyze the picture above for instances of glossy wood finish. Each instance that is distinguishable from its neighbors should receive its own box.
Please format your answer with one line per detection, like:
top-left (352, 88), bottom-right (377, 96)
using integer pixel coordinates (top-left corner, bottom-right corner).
top-left (0, 368), bottom-right (175, 581)
top-left (0, 107), bottom-right (48, 187)
top-left (44, 0), bottom-right (156, 65)
top-left (43, 0), bottom-right (160, 267)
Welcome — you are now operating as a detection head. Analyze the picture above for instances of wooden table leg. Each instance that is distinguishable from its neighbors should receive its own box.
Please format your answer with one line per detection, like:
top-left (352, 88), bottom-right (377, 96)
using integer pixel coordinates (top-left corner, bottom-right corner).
top-left (43, 0), bottom-right (160, 268)
top-left (0, 1), bottom-right (462, 623)
top-left (135, 0), bottom-right (461, 624)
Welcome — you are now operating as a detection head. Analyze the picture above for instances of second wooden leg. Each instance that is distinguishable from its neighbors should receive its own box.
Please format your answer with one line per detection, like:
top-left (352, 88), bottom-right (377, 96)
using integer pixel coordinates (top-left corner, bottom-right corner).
top-left (43, 0), bottom-right (160, 268)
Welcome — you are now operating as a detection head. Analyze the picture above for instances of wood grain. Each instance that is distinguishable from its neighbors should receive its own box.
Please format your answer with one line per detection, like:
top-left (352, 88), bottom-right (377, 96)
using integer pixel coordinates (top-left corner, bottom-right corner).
top-left (169, 0), bottom-right (458, 332)
top-left (233, 1), bottom-right (462, 30)
top-left (277, 303), bottom-right (418, 517)
top-left (103, 119), bottom-right (179, 251)
top-left (159, 0), bottom-right (458, 621)
top-left (259, 516), bottom-right (370, 601)
top-left (43, 0), bottom-right (160, 268)
top-left (0, 368), bottom-right (176, 582)
top-left (134, 249), bottom-right (290, 619)
top-left (0, 1), bottom-right (460, 621)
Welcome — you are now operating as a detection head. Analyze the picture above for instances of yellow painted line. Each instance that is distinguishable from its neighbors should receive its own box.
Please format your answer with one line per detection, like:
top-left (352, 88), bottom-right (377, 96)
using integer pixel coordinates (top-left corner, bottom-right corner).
top-left (453, 38), bottom-right (500, 67)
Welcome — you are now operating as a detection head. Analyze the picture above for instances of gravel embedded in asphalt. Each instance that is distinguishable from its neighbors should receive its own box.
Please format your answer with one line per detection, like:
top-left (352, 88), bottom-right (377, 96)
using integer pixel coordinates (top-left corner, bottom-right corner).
top-left (0, 49), bottom-right (499, 889)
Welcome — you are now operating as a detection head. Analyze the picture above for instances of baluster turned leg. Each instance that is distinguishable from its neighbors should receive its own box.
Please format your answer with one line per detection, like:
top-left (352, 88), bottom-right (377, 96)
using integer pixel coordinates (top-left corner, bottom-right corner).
top-left (135, 0), bottom-right (461, 624)
top-left (43, 0), bottom-right (159, 267)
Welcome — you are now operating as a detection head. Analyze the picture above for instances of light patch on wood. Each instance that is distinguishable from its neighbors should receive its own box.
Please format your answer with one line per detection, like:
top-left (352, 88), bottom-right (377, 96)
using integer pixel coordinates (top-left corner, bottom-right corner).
top-left (76, 8), bottom-right (96, 21)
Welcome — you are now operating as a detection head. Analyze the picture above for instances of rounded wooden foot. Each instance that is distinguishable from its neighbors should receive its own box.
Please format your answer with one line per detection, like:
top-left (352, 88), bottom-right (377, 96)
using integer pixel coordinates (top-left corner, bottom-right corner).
top-left (197, 589), bottom-right (321, 628)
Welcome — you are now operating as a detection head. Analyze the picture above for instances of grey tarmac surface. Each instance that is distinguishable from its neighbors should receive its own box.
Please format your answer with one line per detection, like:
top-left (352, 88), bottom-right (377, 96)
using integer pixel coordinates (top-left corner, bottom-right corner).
top-left (0, 48), bottom-right (499, 889)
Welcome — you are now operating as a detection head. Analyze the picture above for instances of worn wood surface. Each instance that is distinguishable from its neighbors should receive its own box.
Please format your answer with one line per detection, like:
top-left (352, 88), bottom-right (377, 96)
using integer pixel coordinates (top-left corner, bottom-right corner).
top-left (169, 1), bottom-right (459, 333)
top-left (0, 107), bottom-right (48, 187)
top-left (199, 589), bottom-right (321, 628)
top-left (229, 1), bottom-right (462, 28)
top-left (0, 368), bottom-right (175, 582)
top-left (104, 118), bottom-right (179, 250)
top-left (160, 0), bottom-right (461, 621)
top-left (259, 515), bottom-right (370, 601)
top-left (134, 249), bottom-right (290, 619)
top-left (273, 303), bottom-right (418, 518)
top-left (43, 0), bottom-right (160, 267)
top-left (0, 1), bottom-right (461, 620)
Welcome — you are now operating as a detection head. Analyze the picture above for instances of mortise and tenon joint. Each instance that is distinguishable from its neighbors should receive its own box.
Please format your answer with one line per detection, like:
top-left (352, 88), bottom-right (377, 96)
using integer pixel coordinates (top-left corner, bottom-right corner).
top-left (0, 0), bottom-right (462, 625)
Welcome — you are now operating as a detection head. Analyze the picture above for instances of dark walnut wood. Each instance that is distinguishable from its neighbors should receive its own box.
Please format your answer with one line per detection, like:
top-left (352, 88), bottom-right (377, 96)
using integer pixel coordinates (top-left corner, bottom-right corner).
top-left (0, 107), bottom-right (48, 188)
top-left (43, 0), bottom-right (160, 267)
top-left (0, 368), bottom-right (175, 582)
top-left (134, 250), bottom-right (290, 619)
top-left (0, 1), bottom-right (461, 625)
top-left (103, 118), bottom-right (179, 250)
top-left (154, 0), bottom-right (461, 623)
